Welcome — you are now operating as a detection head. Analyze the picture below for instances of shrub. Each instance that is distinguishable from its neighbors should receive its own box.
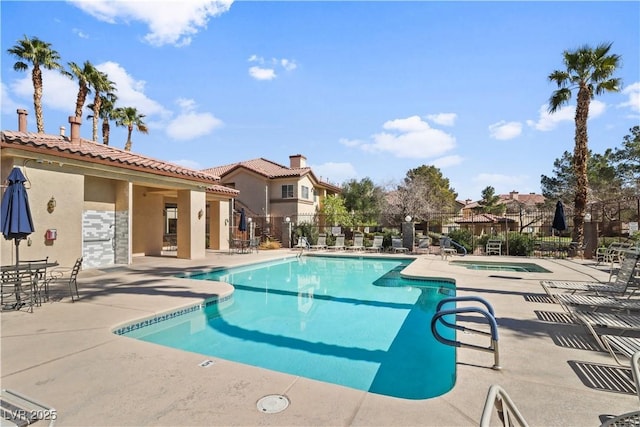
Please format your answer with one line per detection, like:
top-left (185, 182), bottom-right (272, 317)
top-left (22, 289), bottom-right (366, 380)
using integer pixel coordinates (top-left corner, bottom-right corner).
top-left (447, 229), bottom-right (473, 253)
top-left (506, 232), bottom-right (535, 256)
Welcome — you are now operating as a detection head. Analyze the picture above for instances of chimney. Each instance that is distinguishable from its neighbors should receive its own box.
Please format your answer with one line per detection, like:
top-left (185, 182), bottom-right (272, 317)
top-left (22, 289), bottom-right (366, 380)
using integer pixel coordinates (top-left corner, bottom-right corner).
top-left (17, 109), bottom-right (28, 132)
top-left (59, 126), bottom-right (66, 137)
top-left (289, 154), bottom-right (306, 169)
top-left (69, 116), bottom-right (82, 144)
top-left (509, 191), bottom-right (519, 200)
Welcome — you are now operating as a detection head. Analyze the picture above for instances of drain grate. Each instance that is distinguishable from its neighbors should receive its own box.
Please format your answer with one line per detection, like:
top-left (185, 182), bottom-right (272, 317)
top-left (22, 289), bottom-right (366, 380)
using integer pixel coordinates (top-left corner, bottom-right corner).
top-left (257, 394), bottom-right (289, 414)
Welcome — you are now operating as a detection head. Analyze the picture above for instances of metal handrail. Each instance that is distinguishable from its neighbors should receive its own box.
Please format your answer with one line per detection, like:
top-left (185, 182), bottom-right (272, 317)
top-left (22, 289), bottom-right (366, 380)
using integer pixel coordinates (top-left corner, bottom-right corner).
top-left (431, 296), bottom-right (500, 369)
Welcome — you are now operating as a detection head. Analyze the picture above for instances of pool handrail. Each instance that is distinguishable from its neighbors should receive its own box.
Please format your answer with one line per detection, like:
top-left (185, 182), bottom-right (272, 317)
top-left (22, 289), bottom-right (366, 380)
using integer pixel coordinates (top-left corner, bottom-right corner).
top-left (431, 296), bottom-right (500, 370)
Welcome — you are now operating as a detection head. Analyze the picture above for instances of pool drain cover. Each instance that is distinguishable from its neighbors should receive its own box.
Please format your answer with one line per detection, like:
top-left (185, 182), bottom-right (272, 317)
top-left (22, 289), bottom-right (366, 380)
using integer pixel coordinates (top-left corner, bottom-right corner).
top-left (257, 394), bottom-right (289, 413)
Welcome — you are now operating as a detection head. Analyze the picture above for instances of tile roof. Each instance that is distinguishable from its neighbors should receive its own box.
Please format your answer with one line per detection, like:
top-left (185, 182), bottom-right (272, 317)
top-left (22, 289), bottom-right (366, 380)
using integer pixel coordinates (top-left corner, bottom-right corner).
top-left (1, 131), bottom-right (238, 196)
top-left (204, 157), bottom-right (342, 192)
top-left (204, 157), bottom-right (311, 179)
top-left (455, 213), bottom-right (516, 223)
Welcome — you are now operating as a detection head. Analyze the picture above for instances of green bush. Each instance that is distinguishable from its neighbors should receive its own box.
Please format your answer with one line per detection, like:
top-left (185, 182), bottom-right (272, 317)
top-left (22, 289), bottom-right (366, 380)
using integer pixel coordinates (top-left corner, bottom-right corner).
top-left (447, 229), bottom-right (473, 253)
top-left (506, 232), bottom-right (535, 256)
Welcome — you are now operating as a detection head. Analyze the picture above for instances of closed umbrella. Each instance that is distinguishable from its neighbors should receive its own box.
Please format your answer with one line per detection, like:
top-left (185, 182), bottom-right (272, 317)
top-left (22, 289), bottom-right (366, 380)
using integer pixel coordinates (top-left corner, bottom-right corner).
top-left (238, 208), bottom-right (247, 238)
top-left (552, 201), bottom-right (567, 233)
top-left (1, 167), bottom-right (35, 265)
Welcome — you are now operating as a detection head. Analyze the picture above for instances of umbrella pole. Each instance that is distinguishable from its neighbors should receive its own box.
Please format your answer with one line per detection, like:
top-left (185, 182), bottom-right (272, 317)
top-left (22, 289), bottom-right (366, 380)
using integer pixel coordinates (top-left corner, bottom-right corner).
top-left (14, 238), bottom-right (20, 266)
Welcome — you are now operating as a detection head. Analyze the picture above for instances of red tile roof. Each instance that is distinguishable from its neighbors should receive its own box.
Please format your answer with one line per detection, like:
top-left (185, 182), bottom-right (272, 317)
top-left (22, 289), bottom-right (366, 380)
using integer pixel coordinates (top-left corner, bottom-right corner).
top-left (204, 157), bottom-right (342, 192)
top-left (1, 131), bottom-right (238, 196)
top-left (455, 213), bottom-right (516, 223)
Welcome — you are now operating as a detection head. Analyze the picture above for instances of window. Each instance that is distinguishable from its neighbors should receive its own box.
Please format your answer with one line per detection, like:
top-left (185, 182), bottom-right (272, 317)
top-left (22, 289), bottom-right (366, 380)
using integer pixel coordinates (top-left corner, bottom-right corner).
top-left (282, 184), bottom-right (294, 199)
top-left (301, 186), bottom-right (309, 199)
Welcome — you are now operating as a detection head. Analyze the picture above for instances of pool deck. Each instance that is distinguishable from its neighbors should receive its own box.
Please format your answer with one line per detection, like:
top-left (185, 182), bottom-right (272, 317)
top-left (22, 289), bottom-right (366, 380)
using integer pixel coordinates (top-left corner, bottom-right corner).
top-left (1, 250), bottom-right (637, 426)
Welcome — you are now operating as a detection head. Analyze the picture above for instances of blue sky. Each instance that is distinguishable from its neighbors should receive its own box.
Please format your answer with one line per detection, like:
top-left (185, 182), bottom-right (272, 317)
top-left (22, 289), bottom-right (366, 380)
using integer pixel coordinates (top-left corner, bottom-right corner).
top-left (2, 1), bottom-right (639, 201)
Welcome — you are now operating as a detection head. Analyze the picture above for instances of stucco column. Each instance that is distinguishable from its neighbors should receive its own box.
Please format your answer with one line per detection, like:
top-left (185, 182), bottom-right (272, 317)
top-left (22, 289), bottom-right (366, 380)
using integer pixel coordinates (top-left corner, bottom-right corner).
top-left (177, 189), bottom-right (206, 260)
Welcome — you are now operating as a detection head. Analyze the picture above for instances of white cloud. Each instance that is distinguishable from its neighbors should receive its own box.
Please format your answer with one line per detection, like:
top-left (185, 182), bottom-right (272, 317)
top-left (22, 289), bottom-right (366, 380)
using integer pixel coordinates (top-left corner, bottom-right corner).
top-left (619, 81), bottom-right (640, 113)
top-left (527, 100), bottom-right (606, 131)
top-left (311, 162), bottom-right (357, 185)
top-left (165, 98), bottom-right (223, 140)
top-left (169, 159), bottom-right (204, 170)
top-left (339, 138), bottom-right (364, 148)
top-left (10, 69), bottom-right (76, 111)
top-left (359, 115), bottom-right (456, 159)
top-left (426, 113), bottom-right (457, 126)
top-left (96, 61), bottom-right (169, 119)
top-left (432, 155), bottom-right (463, 168)
top-left (1, 82), bottom-right (23, 116)
top-left (249, 66), bottom-right (276, 81)
top-left (72, 28), bottom-right (89, 39)
top-left (488, 120), bottom-right (522, 140)
top-left (247, 55), bottom-right (297, 80)
top-left (70, 0), bottom-right (233, 47)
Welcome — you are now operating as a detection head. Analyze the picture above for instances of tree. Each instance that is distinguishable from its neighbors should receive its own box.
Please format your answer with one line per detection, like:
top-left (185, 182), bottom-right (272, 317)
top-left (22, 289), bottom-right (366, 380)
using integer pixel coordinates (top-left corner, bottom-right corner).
top-left (478, 186), bottom-right (505, 215)
top-left (87, 93), bottom-right (118, 145)
top-left (611, 126), bottom-right (640, 191)
top-left (88, 72), bottom-right (117, 142)
top-left (69, 60), bottom-right (100, 119)
top-left (547, 42), bottom-right (622, 251)
top-left (384, 165), bottom-right (457, 225)
top-left (341, 178), bottom-right (384, 225)
top-left (7, 36), bottom-right (67, 133)
top-left (114, 107), bottom-right (148, 151)
top-left (319, 194), bottom-right (350, 227)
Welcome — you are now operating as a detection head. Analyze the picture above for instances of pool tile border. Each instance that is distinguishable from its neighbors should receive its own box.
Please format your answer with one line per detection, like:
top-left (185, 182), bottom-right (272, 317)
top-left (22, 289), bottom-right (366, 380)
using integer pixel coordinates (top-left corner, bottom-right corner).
top-left (112, 294), bottom-right (232, 336)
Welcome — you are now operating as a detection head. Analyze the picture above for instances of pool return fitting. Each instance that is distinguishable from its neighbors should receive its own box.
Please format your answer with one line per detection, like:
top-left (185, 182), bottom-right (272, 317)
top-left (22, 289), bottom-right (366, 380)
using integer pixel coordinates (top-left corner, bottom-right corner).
top-left (431, 296), bottom-right (501, 370)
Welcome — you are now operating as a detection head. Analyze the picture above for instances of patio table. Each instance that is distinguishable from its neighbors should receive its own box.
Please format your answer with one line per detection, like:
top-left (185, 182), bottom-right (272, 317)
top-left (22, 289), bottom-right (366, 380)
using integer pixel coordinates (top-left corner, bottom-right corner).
top-left (1, 261), bottom-right (59, 309)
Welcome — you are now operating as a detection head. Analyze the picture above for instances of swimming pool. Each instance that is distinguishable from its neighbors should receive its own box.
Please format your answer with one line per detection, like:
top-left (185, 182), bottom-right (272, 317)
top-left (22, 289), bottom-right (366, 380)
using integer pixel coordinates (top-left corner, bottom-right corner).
top-left (450, 260), bottom-right (551, 273)
top-left (119, 256), bottom-right (457, 399)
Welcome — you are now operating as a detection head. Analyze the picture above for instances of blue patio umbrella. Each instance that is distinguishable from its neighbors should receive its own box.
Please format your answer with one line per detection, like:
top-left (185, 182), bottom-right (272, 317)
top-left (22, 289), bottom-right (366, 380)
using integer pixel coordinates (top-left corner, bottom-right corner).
top-left (238, 208), bottom-right (247, 236)
top-left (552, 200), bottom-right (567, 234)
top-left (1, 167), bottom-right (35, 264)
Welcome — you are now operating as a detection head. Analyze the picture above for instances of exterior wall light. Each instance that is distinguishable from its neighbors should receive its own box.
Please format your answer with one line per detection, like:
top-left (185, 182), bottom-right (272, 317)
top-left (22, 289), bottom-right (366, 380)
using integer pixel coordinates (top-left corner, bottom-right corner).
top-left (198, 209), bottom-right (204, 219)
top-left (47, 196), bottom-right (56, 213)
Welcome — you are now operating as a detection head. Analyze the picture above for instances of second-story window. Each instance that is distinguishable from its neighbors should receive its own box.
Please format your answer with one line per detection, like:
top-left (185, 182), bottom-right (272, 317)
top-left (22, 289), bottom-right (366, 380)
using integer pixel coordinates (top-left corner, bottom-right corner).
top-left (282, 184), bottom-right (294, 199)
top-left (301, 185), bottom-right (309, 199)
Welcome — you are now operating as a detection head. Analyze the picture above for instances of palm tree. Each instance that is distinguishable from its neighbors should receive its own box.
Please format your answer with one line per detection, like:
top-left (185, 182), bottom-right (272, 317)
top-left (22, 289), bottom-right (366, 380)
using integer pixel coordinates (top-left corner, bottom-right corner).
top-left (547, 42), bottom-right (622, 252)
top-left (88, 71), bottom-right (117, 142)
top-left (87, 94), bottom-right (117, 145)
top-left (7, 35), bottom-right (68, 133)
top-left (69, 60), bottom-right (100, 119)
top-left (114, 107), bottom-right (148, 151)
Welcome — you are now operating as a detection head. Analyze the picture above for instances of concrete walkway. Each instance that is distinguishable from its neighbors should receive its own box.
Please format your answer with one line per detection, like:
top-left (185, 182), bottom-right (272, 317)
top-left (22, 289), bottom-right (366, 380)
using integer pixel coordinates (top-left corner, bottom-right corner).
top-left (1, 250), bottom-right (637, 426)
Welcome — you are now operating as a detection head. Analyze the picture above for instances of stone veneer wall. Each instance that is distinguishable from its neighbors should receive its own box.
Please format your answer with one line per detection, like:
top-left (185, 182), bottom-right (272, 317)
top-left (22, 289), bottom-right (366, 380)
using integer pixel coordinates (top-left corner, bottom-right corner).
top-left (114, 210), bottom-right (129, 265)
top-left (82, 210), bottom-right (115, 269)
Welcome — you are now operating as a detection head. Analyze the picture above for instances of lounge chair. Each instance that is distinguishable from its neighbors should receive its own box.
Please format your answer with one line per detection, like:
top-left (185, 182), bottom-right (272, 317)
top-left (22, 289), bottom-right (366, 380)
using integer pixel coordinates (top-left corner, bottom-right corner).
top-left (365, 235), bottom-right (383, 252)
top-left (486, 239), bottom-right (502, 256)
top-left (554, 293), bottom-right (640, 313)
top-left (328, 235), bottom-right (345, 251)
top-left (596, 242), bottom-right (635, 266)
top-left (346, 234), bottom-right (365, 251)
top-left (541, 250), bottom-right (639, 297)
top-left (415, 236), bottom-right (430, 254)
top-left (572, 310), bottom-right (640, 354)
top-left (601, 335), bottom-right (640, 366)
top-left (294, 236), bottom-right (310, 250)
top-left (391, 237), bottom-right (409, 253)
top-left (598, 351), bottom-right (640, 424)
top-left (309, 234), bottom-right (327, 250)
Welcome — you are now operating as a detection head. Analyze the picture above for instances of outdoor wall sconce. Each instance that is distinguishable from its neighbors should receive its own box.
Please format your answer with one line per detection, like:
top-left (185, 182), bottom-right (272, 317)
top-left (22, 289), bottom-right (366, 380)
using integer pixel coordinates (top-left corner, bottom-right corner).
top-left (47, 196), bottom-right (56, 213)
top-left (198, 209), bottom-right (204, 219)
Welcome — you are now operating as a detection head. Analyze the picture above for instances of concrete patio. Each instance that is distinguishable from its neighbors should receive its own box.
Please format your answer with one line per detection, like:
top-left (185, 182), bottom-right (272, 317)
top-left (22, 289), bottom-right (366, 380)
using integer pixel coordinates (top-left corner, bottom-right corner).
top-left (1, 250), bottom-right (637, 426)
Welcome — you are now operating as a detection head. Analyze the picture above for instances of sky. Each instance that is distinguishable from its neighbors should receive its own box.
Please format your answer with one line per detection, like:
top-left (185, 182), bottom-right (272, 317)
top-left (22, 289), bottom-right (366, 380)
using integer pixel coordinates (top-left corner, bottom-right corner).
top-left (2, 1), bottom-right (639, 201)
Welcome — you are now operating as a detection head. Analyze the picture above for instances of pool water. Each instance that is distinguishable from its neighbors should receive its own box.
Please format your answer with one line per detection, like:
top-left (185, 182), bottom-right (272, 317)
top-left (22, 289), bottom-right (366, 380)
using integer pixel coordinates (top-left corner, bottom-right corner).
top-left (122, 256), bottom-right (457, 400)
top-left (450, 260), bottom-right (551, 273)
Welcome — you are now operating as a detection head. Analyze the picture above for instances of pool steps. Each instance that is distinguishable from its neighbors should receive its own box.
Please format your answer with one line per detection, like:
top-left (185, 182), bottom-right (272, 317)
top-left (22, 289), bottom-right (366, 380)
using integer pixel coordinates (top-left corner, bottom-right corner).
top-left (431, 296), bottom-right (501, 370)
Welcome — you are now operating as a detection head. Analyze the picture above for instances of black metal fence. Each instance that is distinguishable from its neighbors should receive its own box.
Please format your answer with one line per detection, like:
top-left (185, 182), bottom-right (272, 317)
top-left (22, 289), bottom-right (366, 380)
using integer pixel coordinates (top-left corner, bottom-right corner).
top-left (231, 196), bottom-right (639, 258)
